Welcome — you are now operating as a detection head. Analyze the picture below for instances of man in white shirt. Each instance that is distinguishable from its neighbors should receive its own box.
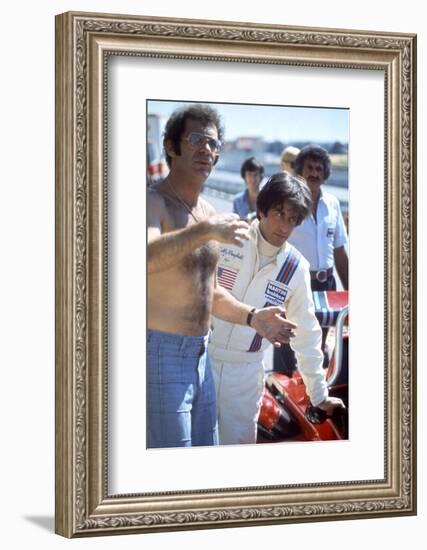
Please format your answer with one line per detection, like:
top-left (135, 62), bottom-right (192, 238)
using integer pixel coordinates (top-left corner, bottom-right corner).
top-left (274, 145), bottom-right (349, 376)
top-left (209, 172), bottom-right (344, 445)
top-left (288, 145), bottom-right (348, 292)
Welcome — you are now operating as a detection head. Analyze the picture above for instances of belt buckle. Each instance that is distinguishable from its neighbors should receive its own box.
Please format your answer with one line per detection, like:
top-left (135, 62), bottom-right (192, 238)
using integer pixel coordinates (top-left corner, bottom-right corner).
top-left (316, 269), bottom-right (328, 283)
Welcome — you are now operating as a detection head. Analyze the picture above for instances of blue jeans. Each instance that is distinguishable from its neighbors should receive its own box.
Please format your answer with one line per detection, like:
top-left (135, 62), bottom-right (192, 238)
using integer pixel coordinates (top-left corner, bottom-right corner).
top-left (147, 330), bottom-right (218, 448)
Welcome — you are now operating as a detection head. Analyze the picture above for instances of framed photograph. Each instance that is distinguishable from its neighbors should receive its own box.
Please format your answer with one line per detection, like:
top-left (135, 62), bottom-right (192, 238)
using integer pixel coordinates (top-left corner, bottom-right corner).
top-left (55, 11), bottom-right (416, 537)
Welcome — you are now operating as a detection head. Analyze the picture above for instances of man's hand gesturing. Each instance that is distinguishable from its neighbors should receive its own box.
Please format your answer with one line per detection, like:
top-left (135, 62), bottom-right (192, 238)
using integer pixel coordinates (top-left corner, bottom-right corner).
top-left (250, 307), bottom-right (297, 347)
top-left (206, 213), bottom-right (250, 247)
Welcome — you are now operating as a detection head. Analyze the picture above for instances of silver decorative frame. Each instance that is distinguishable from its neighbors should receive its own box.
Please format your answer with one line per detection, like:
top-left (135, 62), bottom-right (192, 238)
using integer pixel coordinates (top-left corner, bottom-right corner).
top-left (55, 11), bottom-right (417, 537)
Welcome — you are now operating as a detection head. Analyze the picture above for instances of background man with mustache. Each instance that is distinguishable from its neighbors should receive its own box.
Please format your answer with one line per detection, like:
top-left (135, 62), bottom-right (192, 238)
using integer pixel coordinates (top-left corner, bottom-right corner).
top-left (147, 104), bottom-right (296, 449)
top-left (288, 145), bottom-right (349, 293)
top-left (278, 145), bottom-right (349, 375)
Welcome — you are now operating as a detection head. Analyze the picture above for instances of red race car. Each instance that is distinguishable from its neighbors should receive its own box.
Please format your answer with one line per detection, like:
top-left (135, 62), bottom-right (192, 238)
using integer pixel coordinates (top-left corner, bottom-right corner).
top-left (257, 291), bottom-right (349, 443)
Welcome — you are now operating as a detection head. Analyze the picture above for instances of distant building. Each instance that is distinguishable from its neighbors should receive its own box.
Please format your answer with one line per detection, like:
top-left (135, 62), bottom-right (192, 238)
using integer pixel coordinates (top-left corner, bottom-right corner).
top-left (234, 137), bottom-right (265, 154)
top-left (147, 113), bottom-right (168, 183)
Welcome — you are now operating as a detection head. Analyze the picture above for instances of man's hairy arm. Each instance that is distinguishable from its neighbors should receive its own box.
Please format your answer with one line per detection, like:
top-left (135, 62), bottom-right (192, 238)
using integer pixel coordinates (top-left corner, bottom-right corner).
top-left (212, 283), bottom-right (251, 325)
top-left (148, 225), bottom-right (213, 275)
top-left (147, 192), bottom-right (210, 274)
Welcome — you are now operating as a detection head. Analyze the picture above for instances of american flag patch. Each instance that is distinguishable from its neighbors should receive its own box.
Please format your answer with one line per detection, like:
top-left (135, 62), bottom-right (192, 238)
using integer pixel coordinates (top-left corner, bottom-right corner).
top-left (217, 266), bottom-right (238, 291)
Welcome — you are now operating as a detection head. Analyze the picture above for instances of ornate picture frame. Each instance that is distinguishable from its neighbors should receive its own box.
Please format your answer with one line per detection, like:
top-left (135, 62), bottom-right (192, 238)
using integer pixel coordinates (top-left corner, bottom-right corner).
top-left (55, 11), bottom-right (416, 537)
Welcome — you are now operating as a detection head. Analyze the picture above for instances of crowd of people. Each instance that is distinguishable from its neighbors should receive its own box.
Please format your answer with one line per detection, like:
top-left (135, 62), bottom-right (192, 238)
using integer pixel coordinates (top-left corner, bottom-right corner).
top-left (147, 103), bottom-right (348, 448)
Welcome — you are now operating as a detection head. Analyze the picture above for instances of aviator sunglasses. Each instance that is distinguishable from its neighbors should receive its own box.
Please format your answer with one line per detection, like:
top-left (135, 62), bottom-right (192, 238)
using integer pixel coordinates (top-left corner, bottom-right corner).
top-left (182, 132), bottom-right (222, 153)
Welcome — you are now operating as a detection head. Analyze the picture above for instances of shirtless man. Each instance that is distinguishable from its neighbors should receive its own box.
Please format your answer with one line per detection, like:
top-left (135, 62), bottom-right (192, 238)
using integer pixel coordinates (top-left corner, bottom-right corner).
top-left (148, 104), bottom-right (296, 448)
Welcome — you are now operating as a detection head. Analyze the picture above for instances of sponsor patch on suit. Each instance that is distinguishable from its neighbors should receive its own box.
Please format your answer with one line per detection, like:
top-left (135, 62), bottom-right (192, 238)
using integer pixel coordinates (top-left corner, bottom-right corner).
top-left (264, 280), bottom-right (290, 306)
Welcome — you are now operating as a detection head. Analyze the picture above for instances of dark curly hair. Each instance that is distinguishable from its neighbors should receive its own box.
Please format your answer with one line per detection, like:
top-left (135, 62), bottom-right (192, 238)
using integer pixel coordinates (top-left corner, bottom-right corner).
top-left (294, 145), bottom-right (331, 181)
top-left (163, 104), bottom-right (225, 167)
top-left (256, 172), bottom-right (312, 226)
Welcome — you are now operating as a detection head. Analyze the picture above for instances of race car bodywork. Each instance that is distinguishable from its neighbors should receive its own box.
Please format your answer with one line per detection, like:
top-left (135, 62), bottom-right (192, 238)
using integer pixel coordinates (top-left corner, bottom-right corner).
top-left (258, 290), bottom-right (349, 443)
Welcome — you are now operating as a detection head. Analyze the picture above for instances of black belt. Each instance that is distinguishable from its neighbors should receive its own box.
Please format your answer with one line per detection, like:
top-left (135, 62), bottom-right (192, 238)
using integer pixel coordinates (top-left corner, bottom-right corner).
top-left (310, 267), bottom-right (333, 283)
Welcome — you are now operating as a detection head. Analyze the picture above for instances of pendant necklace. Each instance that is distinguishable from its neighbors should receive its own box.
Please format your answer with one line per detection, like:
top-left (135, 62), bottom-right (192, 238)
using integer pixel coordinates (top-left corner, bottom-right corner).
top-left (167, 180), bottom-right (200, 223)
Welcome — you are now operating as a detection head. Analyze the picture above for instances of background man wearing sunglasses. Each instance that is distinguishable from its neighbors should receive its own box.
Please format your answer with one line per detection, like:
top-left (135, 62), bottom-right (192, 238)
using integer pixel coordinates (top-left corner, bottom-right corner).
top-left (147, 104), bottom-right (296, 449)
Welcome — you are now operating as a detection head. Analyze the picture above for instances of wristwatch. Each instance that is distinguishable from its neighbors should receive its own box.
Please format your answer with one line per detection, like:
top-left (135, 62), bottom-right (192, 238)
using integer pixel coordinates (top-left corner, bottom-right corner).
top-left (246, 307), bottom-right (257, 327)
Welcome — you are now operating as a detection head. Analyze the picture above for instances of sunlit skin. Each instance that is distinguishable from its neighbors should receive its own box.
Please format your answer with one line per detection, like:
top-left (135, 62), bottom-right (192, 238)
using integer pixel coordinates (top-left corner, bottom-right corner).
top-left (300, 159), bottom-right (325, 207)
top-left (258, 203), bottom-right (300, 247)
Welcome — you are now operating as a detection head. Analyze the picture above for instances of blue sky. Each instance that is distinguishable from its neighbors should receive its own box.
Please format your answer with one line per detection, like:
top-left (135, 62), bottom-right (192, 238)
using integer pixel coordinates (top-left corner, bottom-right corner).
top-left (148, 99), bottom-right (349, 144)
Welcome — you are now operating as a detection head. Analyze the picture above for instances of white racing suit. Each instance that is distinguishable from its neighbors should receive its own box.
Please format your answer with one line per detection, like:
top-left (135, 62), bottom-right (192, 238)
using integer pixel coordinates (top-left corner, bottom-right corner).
top-left (209, 220), bottom-right (328, 445)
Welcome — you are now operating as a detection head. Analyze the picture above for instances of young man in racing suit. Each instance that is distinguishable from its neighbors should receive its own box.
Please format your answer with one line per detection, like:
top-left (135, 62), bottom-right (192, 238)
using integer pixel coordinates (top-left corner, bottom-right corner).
top-left (209, 172), bottom-right (344, 445)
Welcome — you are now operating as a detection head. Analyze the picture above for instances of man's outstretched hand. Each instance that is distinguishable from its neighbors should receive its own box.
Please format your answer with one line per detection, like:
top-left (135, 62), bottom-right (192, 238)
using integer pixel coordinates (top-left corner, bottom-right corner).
top-left (250, 307), bottom-right (297, 347)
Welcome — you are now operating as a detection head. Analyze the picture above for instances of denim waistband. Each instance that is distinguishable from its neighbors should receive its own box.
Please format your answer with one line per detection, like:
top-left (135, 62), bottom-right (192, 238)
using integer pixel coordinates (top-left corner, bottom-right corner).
top-left (148, 329), bottom-right (210, 354)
